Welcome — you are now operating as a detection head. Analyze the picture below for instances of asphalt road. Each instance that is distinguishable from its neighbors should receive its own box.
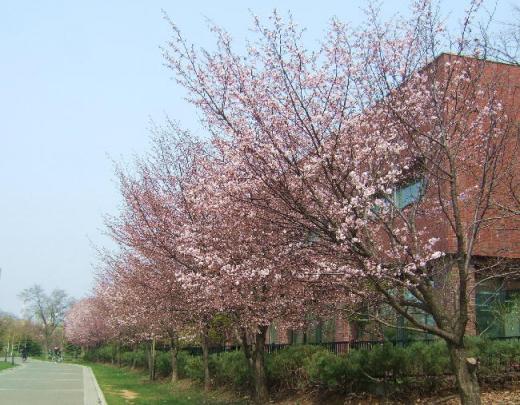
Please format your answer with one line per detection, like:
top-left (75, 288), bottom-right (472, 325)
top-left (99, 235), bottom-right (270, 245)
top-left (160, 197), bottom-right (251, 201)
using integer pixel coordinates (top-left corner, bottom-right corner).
top-left (0, 358), bottom-right (106, 405)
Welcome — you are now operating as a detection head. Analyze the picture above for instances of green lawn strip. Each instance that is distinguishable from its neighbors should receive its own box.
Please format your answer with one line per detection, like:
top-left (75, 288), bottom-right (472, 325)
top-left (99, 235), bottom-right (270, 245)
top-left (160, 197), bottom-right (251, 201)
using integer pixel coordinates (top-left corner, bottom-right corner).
top-left (86, 362), bottom-right (249, 405)
top-left (0, 361), bottom-right (16, 372)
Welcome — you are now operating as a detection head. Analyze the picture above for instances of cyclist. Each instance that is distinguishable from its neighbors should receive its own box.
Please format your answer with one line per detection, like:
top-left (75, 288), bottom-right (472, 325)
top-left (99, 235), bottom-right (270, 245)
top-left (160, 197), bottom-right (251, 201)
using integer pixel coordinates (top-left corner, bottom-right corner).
top-left (53, 346), bottom-right (62, 362)
top-left (21, 346), bottom-right (28, 362)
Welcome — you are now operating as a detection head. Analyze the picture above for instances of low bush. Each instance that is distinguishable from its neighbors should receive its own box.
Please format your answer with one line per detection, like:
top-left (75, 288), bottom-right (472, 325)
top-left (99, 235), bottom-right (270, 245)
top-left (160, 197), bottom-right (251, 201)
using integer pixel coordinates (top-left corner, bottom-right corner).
top-left (176, 350), bottom-right (190, 378)
top-left (154, 349), bottom-right (190, 378)
top-left (84, 345), bottom-right (115, 363)
top-left (266, 344), bottom-right (326, 390)
top-left (407, 340), bottom-right (449, 376)
top-left (120, 350), bottom-right (134, 366)
top-left (211, 351), bottom-right (251, 391)
top-left (365, 343), bottom-right (412, 378)
top-left (80, 337), bottom-right (520, 398)
top-left (305, 349), bottom-right (349, 391)
top-left (183, 352), bottom-right (205, 381)
top-left (119, 348), bottom-right (147, 369)
top-left (176, 350), bottom-right (252, 391)
top-left (156, 351), bottom-right (172, 377)
top-left (468, 337), bottom-right (520, 376)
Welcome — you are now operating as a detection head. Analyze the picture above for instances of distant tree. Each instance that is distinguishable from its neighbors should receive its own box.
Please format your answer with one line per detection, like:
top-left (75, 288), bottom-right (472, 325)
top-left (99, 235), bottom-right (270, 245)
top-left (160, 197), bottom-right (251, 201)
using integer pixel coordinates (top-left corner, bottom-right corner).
top-left (19, 285), bottom-right (73, 354)
top-left (0, 313), bottom-right (42, 358)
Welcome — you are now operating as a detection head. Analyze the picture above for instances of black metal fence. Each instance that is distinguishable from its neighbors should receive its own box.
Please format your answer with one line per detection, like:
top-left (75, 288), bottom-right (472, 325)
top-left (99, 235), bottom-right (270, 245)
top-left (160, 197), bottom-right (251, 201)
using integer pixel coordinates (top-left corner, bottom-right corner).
top-left (180, 335), bottom-right (520, 357)
top-left (180, 338), bottom-right (431, 356)
top-left (263, 338), bottom-right (439, 354)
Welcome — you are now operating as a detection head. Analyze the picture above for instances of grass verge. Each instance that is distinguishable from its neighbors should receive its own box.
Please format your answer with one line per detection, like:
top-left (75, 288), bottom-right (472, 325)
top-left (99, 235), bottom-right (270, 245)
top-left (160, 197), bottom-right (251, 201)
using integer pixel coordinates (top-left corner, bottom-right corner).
top-left (0, 361), bottom-right (16, 372)
top-left (86, 362), bottom-right (249, 405)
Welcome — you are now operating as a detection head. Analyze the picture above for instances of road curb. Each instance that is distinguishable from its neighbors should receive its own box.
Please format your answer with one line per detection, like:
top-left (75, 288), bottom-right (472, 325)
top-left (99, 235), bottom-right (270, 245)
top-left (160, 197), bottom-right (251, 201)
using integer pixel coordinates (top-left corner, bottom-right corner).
top-left (82, 365), bottom-right (107, 405)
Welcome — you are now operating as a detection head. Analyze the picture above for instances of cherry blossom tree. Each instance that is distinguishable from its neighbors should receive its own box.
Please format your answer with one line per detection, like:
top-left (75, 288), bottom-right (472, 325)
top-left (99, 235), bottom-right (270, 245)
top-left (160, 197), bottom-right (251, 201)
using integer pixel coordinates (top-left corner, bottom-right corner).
top-left (101, 130), bottom-right (223, 386)
top-left (66, 2), bottom-right (519, 403)
top-left (163, 1), bottom-right (520, 403)
top-left (94, 246), bottom-right (199, 381)
top-left (100, 158), bottom-right (196, 384)
top-left (99, 122), bottom-right (348, 400)
top-left (185, 154), bottom-right (348, 401)
top-left (65, 297), bottom-right (111, 350)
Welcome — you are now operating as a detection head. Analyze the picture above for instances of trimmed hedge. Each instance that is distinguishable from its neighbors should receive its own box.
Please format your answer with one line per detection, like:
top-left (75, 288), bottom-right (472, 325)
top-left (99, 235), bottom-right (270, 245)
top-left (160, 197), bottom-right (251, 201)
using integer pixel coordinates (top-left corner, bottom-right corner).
top-left (82, 337), bottom-right (520, 396)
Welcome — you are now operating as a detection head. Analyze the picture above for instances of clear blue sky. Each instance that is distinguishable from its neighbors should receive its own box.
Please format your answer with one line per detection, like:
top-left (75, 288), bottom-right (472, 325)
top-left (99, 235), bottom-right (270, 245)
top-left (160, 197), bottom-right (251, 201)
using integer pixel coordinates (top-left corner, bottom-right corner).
top-left (0, 0), bottom-right (514, 315)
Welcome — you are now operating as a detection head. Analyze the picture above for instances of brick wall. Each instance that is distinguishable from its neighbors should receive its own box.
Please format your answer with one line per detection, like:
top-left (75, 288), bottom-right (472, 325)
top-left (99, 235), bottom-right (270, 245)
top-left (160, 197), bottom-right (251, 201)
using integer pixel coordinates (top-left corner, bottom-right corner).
top-left (420, 55), bottom-right (520, 259)
top-left (432, 261), bottom-right (477, 335)
top-left (334, 317), bottom-right (353, 341)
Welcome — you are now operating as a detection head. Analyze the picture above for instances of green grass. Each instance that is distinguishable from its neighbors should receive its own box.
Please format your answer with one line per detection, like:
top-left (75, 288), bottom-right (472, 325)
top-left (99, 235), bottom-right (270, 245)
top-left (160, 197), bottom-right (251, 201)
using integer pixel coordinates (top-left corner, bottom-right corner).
top-left (87, 362), bottom-right (249, 405)
top-left (0, 361), bottom-right (16, 372)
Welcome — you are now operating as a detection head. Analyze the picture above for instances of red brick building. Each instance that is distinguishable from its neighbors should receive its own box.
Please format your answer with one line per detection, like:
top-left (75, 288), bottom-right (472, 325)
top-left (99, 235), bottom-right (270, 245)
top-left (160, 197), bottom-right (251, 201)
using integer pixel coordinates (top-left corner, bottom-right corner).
top-left (268, 54), bottom-right (520, 345)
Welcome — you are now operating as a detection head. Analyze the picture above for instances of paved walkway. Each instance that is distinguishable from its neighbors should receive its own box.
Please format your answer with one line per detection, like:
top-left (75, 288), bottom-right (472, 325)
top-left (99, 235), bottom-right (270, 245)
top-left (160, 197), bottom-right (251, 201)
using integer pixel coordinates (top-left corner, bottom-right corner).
top-left (0, 358), bottom-right (106, 405)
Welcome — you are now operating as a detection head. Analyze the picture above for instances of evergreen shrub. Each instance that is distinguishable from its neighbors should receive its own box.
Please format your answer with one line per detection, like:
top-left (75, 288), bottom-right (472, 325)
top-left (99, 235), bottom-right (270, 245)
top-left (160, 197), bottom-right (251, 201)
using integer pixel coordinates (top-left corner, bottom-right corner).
top-left (266, 344), bottom-right (326, 390)
top-left (210, 351), bottom-right (251, 391)
top-left (156, 351), bottom-right (172, 377)
top-left (81, 337), bottom-right (520, 396)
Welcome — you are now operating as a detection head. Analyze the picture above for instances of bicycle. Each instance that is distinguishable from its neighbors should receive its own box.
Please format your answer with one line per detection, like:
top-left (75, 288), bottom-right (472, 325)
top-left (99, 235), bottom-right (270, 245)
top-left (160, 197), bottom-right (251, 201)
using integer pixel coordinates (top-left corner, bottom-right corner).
top-left (52, 354), bottom-right (63, 363)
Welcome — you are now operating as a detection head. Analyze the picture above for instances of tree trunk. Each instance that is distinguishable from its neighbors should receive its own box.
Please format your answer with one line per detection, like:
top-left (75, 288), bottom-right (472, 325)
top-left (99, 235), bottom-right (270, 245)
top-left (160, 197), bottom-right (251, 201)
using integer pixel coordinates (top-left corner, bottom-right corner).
top-left (251, 326), bottom-right (269, 404)
top-left (240, 328), bottom-right (253, 369)
top-left (117, 341), bottom-right (122, 368)
top-left (448, 343), bottom-right (481, 405)
top-left (170, 337), bottom-right (179, 384)
top-left (146, 342), bottom-right (151, 375)
top-left (239, 328), bottom-right (254, 392)
top-left (42, 339), bottom-right (48, 360)
top-left (44, 332), bottom-right (51, 360)
top-left (131, 344), bottom-right (137, 370)
top-left (150, 337), bottom-right (156, 381)
top-left (147, 339), bottom-right (156, 381)
top-left (201, 326), bottom-right (210, 392)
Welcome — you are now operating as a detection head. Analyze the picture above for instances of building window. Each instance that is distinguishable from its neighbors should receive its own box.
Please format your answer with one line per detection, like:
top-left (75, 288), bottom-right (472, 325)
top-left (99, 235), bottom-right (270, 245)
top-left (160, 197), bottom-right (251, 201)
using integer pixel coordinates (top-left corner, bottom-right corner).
top-left (503, 291), bottom-right (520, 337)
top-left (268, 324), bottom-right (278, 344)
top-left (372, 179), bottom-right (424, 214)
top-left (393, 179), bottom-right (424, 210)
top-left (476, 280), bottom-right (520, 338)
